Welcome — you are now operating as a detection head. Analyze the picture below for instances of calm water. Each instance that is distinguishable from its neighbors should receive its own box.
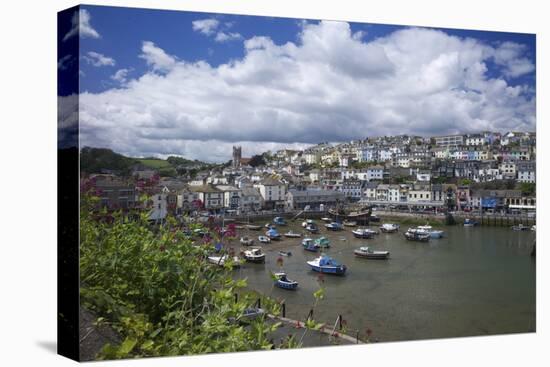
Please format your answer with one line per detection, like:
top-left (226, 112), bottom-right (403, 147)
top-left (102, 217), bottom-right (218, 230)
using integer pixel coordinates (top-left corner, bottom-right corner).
top-left (232, 221), bottom-right (536, 342)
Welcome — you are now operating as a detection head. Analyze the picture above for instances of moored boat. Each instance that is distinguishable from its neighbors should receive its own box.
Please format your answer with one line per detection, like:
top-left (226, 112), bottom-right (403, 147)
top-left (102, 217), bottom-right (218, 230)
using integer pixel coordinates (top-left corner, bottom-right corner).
top-left (207, 254), bottom-right (243, 268)
top-left (258, 235), bottom-right (271, 244)
top-left (380, 223), bottom-right (399, 233)
top-left (352, 228), bottom-right (375, 239)
top-left (354, 246), bottom-right (390, 260)
top-left (266, 228), bottom-right (282, 240)
top-left (511, 224), bottom-right (530, 231)
top-left (240, 236), bottom-right (254, 246)
top-left (404, 228), bottom-right (430, 242)
top-left (314, 236), bottom-right (331, 248)
top-left (284, 231), bottom-right (302, 238)
top-left (273, 272), bottom-right (298, 290)
top-left (245, 224), bottom-right (262, 230)
top-left (325, 222), bottom-right (344, 231)
top-left (243, 247), bottom-right (266, 263)
top-left (273, 216), bottom-right (287, 226)
top-left (343, 220), bottom-right (357, 227)
top-left (416, 225), bottom-right (444, 239)
top-left (463, 218), bottom-right (478, 227)
top-left (301, 219), bottom-right (315, 228)
top-left (278, 251), bottom-right (292, 257)
top-left (321, 217), bottom-right (332, 223)
top-left (531, 225), bottom-right (536, 231)
top-left (305, 223), bottom-right (319, 233)
top-left (302, 238), bottom-right (320, 252)
top-left (306, 255), bottom-right (346, 275)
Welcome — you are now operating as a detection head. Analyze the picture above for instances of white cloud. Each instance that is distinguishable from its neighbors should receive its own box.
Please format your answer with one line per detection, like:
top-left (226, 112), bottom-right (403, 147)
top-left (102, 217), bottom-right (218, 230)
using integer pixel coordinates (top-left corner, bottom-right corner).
top-left (83, 51), bottom-right (115, 67)
top-left (63, 9), bottom-right (100, 42)
top-left (192, 18), bottom-right (220, 36)
top-left (493, 42), bottom-right (534, 78)
top-left (111, 68), bottom-right (130, 84)
top-left (215, 31), bottom-right (242, 43)
top-left (78, 21), bottom-right (535, 162)
top-left (57, 54), bottom-right (72, 70)
top-left (139, 41), bottom-right (177, 72)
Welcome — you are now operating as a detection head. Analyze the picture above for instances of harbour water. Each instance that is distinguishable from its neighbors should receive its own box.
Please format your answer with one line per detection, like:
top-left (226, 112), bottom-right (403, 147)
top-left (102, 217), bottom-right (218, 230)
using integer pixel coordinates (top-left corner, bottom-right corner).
top-left (232, 220), bottom-right (536, 342)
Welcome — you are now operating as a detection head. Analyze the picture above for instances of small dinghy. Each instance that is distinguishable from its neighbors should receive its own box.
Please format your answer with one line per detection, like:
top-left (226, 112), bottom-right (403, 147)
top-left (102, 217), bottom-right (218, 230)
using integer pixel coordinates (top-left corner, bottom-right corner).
top-left (278, 251), bottom-right (292, 257)
top-left (284, 231), bottom-right (302, 238)
top-left (354, 246), bottom-right (390, 260)
top-left (352, 228), bottom-right (375, 239)
top-left (306, 255), bottom-right (346, 275)
top-left (243, 247), bottom-right (266, 263)
top-left (240, 236), bottom-right (254, 246)
top-left (274, 272), bottom-right (298, 290)
top-left (302, 238), bottom-right (320, 252)
top-left (258, 235), bottom-right (271, 244)
top-left (380, 223), bottom-right (399, 233)
top-left (207, 254), bottom-right (243, 268)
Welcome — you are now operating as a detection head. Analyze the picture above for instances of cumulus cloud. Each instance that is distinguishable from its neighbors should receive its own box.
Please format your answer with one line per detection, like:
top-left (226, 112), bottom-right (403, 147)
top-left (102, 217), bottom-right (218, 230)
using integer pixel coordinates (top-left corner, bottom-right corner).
top-left (215, 32), bottom-right (242, 43)
top-left (78, 21), bottom-right (535, 162)
top-left (192, 18), bottom-right (220, 35)
top-left (111, 68), bottom-right (131, 84)
top-left (57, 54), bottom-right (72, 70)
top-left (63, 9), bottom-right (100, 42)
top-left (493, 41), bottom-right (535, 78)
top-left (83, 51), bottom-right (115, 67)
top-left (139, 41), bottom-right (177, 72)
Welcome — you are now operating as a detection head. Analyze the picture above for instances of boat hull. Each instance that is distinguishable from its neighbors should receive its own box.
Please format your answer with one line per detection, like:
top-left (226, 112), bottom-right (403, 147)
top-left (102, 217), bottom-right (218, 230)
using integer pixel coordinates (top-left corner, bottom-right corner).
top-left (354, 250), bottom-right (389, 260)
top-left (308, 264), bottom-right (346, 275)
top-left (275, 280), bottom-right (298, 290)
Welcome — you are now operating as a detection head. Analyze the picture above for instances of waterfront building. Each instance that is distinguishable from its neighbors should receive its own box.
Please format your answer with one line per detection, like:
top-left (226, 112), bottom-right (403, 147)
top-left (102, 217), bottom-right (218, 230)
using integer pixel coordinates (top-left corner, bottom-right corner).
top-left (286, 188), bottom-right (344, 210)
top-left (253, 176), bottom-right (287, 210)
top-left (190, 184), bottom-right (224, 210)
top-left (434, 134), bottom-right (464, 148)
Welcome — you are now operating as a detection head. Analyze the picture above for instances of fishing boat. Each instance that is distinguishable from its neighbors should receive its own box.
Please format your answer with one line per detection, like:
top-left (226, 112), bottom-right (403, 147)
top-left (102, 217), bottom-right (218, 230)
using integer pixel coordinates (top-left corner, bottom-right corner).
top-left (321, 217), bottom-right (332, 223)
top-left (511, 224), bottom-right (530, 231)
top-left (264, 223), bottom-right (275, 229)
top-left (207, 255), bottom-right (243, 268)
top-left (314, 236), bottom-right (331, 248)
top-left (380, 223), bottom-right (399, 233)
top-left (369, 214), bottom-right (381, 222)
top-left (258, 235), bottom-right (271, 244)
top-left (245, 224), bottom-right (262, 230)
top-left (354, 246), bottom-right (390, 260)
top-left (302, 238), bottom-right (320, 252)
top-left (416, 225), bottom-right (444, 239)
top-left (531, 225), bottom-right (536, 231)
top-left (305, 223), bottom-right (320, 233)
top-left (301, 219), bottom-right (315, 228)
top-left (273, 216), bottom-right (287, 226)
top-left (243, 247), bottom-right (266, 263)
top-left (404, 228), bottom-right (430, 242)
top-left (240, 236), bottom-right (254, 246)
top-left (273, 272), bottom-right (298, 290)
top-left (352, 228), bottom-right (375, 239)
top-left (278, 251), bottom-right (292, 257)
top-left (328, 206), bottom-right (372, 224)
top-left (266, 228), bottom-right (282, 240)
top-left (463, 218), bottom-right (478, 227)
top-left (325, 222), bottom-right (344, 231)
top-left (284, 231), bottom-right (302, 238)
top-left (306, 255), bottom-right (346, 275)
top-left (343, 220), bottom-right (357, 227)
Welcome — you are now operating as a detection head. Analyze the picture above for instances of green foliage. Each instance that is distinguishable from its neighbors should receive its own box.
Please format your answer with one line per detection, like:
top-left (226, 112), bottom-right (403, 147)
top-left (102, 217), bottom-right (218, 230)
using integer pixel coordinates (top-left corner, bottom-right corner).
top-left (248, 154), bottom-right (266, 167)
top-left (80, 195), bottom-right (296, 359)
top-left (519, 182), bottom-right (536, 196)
top-left (80, 147), bottom-right (135, 175)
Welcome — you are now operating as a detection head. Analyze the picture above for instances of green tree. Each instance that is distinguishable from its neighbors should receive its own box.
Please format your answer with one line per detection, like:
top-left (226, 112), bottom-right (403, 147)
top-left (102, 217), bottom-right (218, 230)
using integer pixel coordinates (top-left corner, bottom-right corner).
top-left (519, 182), bottom-right (536, 196)
top-left (79, 195), bottom-right (294, 359)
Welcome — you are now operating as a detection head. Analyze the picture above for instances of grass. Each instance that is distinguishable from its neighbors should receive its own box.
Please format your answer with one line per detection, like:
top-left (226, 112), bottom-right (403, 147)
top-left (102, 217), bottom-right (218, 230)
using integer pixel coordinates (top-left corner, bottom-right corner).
top-left (137, 159), bottom-right (172, 169)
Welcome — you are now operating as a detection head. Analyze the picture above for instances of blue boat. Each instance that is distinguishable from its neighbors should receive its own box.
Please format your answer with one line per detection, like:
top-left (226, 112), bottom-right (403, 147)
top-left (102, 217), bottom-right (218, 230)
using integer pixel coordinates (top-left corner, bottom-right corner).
top-left (273, 216), bottom-right (287, 226)
top-left (325, 222), bottom-right (344, 231)
top-left (266, 228), bottom-right (282, 240)
top-left (307, 255), bottom-right (346, 275)
top-left (302, 238), bottom-right (320, 252)
top-left (274, 272), bottom-right (298, 290)
top-left (464, 218), bottom-right (478, 227)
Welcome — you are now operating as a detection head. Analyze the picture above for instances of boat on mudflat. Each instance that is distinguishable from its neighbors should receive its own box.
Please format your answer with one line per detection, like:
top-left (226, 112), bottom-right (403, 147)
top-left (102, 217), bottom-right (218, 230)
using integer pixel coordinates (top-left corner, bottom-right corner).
top-left (240, 236), bottom-right (254, 246)
top-left (207, 255), bottom-right (243, 268)
top-left (306, 255), bottom-right (346, 275)
top-left (266, 228), bottom-right (282, 240)
top-left (243, 247), bottom-right (266, 263)
top-left (325, 222), bottom-right (344, 231)
top-left (354, 246), bottom-right (390, 260)
top-left (321, 217), bottom-right (332, 223)
top-left (352, 228), bottom-right (376, 239)
top-left (273, 217), bottom-right (287, 226)
top-left (305, 223), bottom-right (320, 233)
top-left (314, 236), bottom-right (331, 248)
top-left (245, 224), bottom-right (262, 230)
top-left (301, 219), bottom-right (315, 228)
top-left (302, 238), bottom-right (320, 252)
top-left (404, 228), bottom-right (430, 242)
top-left (343, 220), bottom-right (357, 227)
top-left (258, 235), bottom-right (271, 244)
top-left (380, 223), bottom-right (399, 233)
top-left (284, 231), bottom-right (302, 238)
top-left (273, 272), bottom-right (298, 290)
top-left (278, 251), bottom-right (292, 257)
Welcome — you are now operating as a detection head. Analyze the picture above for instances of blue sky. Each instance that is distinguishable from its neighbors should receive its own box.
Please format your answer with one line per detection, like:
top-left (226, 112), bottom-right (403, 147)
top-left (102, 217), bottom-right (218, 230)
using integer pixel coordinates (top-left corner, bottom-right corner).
top-left (58, 5), bottom-right (536, 161)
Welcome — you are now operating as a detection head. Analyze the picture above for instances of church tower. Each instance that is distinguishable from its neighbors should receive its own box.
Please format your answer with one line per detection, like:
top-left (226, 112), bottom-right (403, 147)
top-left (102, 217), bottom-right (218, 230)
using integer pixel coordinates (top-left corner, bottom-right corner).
top-left (232, 146), bottom-right (242, 168)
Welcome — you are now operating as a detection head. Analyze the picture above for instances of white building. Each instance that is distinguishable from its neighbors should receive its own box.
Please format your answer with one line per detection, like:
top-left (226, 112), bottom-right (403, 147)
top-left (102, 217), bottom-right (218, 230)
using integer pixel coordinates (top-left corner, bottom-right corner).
top-left (253, 176), bottom-right (287, 209)
top-left (366, 166), bottom-right (384, 181)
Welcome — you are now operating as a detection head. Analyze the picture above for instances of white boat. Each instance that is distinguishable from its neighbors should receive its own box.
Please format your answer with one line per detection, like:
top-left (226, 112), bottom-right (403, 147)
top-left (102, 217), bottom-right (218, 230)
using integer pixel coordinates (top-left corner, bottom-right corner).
top-left (243, 247), bottom-right (266, 263)
top-left (321, 217), bottom-right (332, 223)
top-left (531, 225), bottom-right (536, 231)
top-left (301, 219), bottom-right (315, 228)
top-left (258, 235), bottom-right (271, 244)
top-left (240, 236), bottom-right (254, 246)
top-left (352, 228), bottom-right (375, 239)
top-left (207, 255), bottom-right (243, 268)
top-left (244, 224), bottom-right (262, 230)
top-left (343, 220), bottom-right (357, 227)
top-left (404, 228), bottom-right (430, 242)
top-left (306, 255), bottom-right (347, 275)
top-left (463, 218), bottom-right (478, 227)
top-left (416, 225), bottom-right (444, 239)
top-left (511, 224), bottom-right (530, 231)
top-left (354, 246), bottom-right (390, 260)
top-left (325, 222), bottom-right (344, 231)
top-left (284, 231), bottom-right (302, 238)
top-left (380, 223), bottom-right (399, 233)
top-left (273, 272), bottom-right (298, 290)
